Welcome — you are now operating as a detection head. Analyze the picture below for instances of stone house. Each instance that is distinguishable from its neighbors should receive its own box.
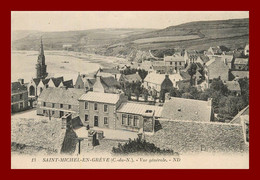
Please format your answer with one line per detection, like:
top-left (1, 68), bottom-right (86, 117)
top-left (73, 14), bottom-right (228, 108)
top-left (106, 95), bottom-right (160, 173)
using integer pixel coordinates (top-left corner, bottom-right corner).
top-left (11, 79), bottom-right (29, 113)
top-left (37, 87), bottom-right (85, 118)
top-left (232, 57), bottom-right (249, 71)
top-left (78, 92), bottom-right (127, 129)
top-left (116, 102), bottom-right (163, 132)
top-left (143, 73), bottom-right (183, 96)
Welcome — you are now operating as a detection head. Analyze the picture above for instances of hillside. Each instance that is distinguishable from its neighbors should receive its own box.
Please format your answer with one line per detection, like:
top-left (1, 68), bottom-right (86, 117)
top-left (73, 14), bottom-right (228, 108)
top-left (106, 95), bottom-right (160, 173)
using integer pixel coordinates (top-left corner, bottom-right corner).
top-left (12, 18), bottom-right (249, 62)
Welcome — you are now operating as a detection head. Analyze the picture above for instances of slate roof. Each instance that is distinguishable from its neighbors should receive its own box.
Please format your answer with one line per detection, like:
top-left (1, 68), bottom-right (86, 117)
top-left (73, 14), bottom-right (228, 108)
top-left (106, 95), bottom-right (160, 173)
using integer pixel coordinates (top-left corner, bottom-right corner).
top-left (161, 97), bottom-right (212, 122)
top-left (38, 88), bottom-right (85, 105)
top-left (117, 102), bottom-right (163, 117)
top-left (42, 78), bottom-right (50, 85)
top-left (51, 77), bottom-right (64, 87)
top-left (146, 120), bottom-right (248, 153)
top-left (231, 71), bottom-right (249, 80)
top-left (32, 78), bottom-right (41, 86)
top-left (224, 81), bottom-right (241, 92)
top-left (144, 73), bottom-right (183, 85)
top-left (230, 106), bottom-right (249, 124)
top-left (11, 81), bottom-right (27, 94)
top-left (79, 92), bottom-right (120, 104)
top-left (62, 79), bottom-right (74, 88)
top-left (207, 57), bottom-right (229, 81)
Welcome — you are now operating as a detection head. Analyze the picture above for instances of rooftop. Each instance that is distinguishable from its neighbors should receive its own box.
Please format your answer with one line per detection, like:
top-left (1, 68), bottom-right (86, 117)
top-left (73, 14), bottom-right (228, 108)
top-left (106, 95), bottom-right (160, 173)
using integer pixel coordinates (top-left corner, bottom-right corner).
top-left (123, 73), bottom-right (142, 82)
top-left (146, 120), bottom-right (248, 153)
top-left (206, 57), bottom-right (229, 81)
top-left (79, 91), bottom-right (121, 104)
top-left (231, 71), bottom-right (249, 80)
top-left (144, 72), bottom-right (183, 85)
top-left (161, 97), bottom-right (212, 122)
top-left (11, 81), bottom-right (27, 94)
top-left (38, 87), bottom-right (85, 105)
top-left (117, 102), bottom-right (163, 117)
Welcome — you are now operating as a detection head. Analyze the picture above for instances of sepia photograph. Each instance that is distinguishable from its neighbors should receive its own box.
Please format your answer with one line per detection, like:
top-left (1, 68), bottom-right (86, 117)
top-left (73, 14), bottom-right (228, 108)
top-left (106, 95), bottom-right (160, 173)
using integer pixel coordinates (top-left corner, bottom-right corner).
top-left (11, 11), bottom-right (249, 169)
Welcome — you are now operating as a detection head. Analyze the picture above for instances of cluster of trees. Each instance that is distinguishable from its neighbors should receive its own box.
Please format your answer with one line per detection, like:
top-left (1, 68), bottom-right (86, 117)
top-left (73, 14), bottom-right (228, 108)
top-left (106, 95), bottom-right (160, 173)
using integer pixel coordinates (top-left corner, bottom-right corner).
top-left (121, 68), bottom-right (148, 81)
top-left (112, 137), bottom-right (174, 155)
top-left (168, 77), bottom-right (249, 122)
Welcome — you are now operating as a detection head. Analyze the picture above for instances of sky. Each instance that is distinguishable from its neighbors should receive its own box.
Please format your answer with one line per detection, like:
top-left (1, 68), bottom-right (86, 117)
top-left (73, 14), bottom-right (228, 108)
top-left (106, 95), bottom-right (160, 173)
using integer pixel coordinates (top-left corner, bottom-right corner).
top-left (11, 11), bottom-right (249, 32)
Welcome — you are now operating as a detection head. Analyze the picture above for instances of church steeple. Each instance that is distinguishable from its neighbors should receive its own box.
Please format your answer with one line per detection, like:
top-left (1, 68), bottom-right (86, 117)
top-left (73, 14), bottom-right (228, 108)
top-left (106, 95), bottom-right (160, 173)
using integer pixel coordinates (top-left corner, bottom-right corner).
top-left (40, 36), bottom-right (44, 56)
top-left (36, 36), bottom-right (48, 79)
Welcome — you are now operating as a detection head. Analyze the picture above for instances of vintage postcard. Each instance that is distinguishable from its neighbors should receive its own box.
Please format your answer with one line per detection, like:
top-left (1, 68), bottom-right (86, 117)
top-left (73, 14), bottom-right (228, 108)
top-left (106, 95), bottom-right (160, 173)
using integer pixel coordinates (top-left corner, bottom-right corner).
top-left (11, 11), bottom-right (249, 169)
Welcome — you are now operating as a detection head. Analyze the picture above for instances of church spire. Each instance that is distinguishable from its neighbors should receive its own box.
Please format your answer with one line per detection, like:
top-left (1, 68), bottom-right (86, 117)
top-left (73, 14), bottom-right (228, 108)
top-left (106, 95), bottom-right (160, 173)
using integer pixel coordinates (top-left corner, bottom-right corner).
top-left (40, 36), bottom-right (44, 55)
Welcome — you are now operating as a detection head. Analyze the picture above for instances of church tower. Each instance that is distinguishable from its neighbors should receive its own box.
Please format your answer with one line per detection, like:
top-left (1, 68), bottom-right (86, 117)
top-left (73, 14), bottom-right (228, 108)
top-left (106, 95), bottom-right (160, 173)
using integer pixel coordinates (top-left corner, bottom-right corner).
top-left (36, 37), bottom-right (48, 79)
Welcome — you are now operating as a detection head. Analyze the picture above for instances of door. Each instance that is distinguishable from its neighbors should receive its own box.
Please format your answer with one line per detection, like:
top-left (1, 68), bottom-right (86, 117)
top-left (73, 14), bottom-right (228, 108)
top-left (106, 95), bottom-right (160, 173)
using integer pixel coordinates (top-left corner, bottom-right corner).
top-left (94, 116), bottom-right (99, 127)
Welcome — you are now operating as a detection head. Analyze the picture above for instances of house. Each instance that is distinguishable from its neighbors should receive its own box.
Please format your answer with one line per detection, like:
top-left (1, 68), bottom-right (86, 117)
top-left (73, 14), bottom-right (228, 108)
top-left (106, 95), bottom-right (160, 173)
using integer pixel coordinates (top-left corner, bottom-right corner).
top-left (116, 102), bottom-right (163, 132)
top-left (95, 67), bottom-right (121, 81)
top-left (232, 57), bottom-right (249, 71)
top-left (204, 57), bottom-right (229, 82)
top-left (11, 79), bottom-right (29, 113)
top-left (75, 73), bottom-right (120, 93)
top-left (160, 97), bottom-right (214, 122)
top-left (206, 46), bottom-right (223, 56)
top-left (93, 76), bottom-right (120, 93)
top-left (78, 91), bottom-right (127, 128)
top-left (143, 73), bottom-right (183, 96)
top-left (120, 72), bottom-right (142, 83)
top-left (224, 81), bottom-right (241, 95)
top-left (37, 87), bottom-right (85, 118)
top-left (229, 71), bottom-right (249, 81)
top-left (152, 55), bottom-right (186, 74)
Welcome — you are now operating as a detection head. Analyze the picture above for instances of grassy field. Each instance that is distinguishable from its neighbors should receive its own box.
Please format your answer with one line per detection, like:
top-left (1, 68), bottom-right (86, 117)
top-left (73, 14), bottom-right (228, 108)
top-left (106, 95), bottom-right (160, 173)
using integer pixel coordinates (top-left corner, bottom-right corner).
top-left (133, 35), bottom-right (200, 44)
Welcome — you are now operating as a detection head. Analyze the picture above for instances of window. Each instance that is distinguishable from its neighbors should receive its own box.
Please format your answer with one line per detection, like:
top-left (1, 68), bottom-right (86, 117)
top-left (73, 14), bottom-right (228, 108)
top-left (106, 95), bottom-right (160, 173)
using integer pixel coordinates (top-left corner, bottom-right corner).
top-left (68, 105), bottom-right (71, 109)
top-left (122, 114), bottom-right (127, 125)
top-left (175, 62), bottom-right (177, 66)
top-left (179, 62), bottom-right (182, 65)
top-left (170, 62), bottom-right (172, 65)
top-left (133, 116), bottom-right (139, 127)
top-left (60, 104), bottom-right (63, 108)
top-left (19, 102), bottom-right (23, 109)
top-left (85, 102), bottom-right (88, 109)
top-left (127, 115), bottom-right (133, 126)
top-left (43, 102), bottom-right (46, 107)
top-left (52, 103), bottom-right (55, 108)
top-left (43, 110), bottom-right (46, 114)
top-left (52, 111), bottom-right (55, 115)
top-left (104, 117), bottom-right (108, 125)
top-left (94, 103), bottom-right (98, 111)
top-left (19, 94), bottom-right (23, 100)
top-left (85, 114), bottom-right (89, 122)
top-left (104, 104), bottom-right (108, 112)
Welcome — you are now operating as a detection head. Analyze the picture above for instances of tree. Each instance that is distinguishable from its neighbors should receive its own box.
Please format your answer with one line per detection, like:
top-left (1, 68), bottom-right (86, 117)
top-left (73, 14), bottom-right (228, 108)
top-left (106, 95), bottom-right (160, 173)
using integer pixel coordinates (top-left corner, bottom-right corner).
top-left (181, 92), bottom-right (193, 99)
top-left (187, 63), bottom-right (197, 86)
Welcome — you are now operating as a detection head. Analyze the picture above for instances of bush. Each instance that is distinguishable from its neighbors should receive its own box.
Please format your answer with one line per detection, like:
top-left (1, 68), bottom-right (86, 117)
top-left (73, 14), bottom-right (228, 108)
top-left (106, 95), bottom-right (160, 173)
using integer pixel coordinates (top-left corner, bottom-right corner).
top-left (112, 137), bottom-right (174, 155)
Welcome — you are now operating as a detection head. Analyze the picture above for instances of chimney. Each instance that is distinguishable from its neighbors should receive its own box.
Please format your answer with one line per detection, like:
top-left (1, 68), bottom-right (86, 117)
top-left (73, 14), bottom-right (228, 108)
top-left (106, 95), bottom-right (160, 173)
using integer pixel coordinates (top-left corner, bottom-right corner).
top-left (18, 78), bottom-right (24, 85)
top-left (207, 98), bottom-right (212, 106)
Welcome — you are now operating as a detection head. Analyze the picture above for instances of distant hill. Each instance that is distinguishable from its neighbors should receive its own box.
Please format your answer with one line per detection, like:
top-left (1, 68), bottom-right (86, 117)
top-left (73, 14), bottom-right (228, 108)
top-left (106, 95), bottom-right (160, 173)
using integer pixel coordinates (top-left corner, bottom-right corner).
top-left (12, 18), bottom-right (249, 61)
top-left (11, 28), bottom-right (156, 51)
